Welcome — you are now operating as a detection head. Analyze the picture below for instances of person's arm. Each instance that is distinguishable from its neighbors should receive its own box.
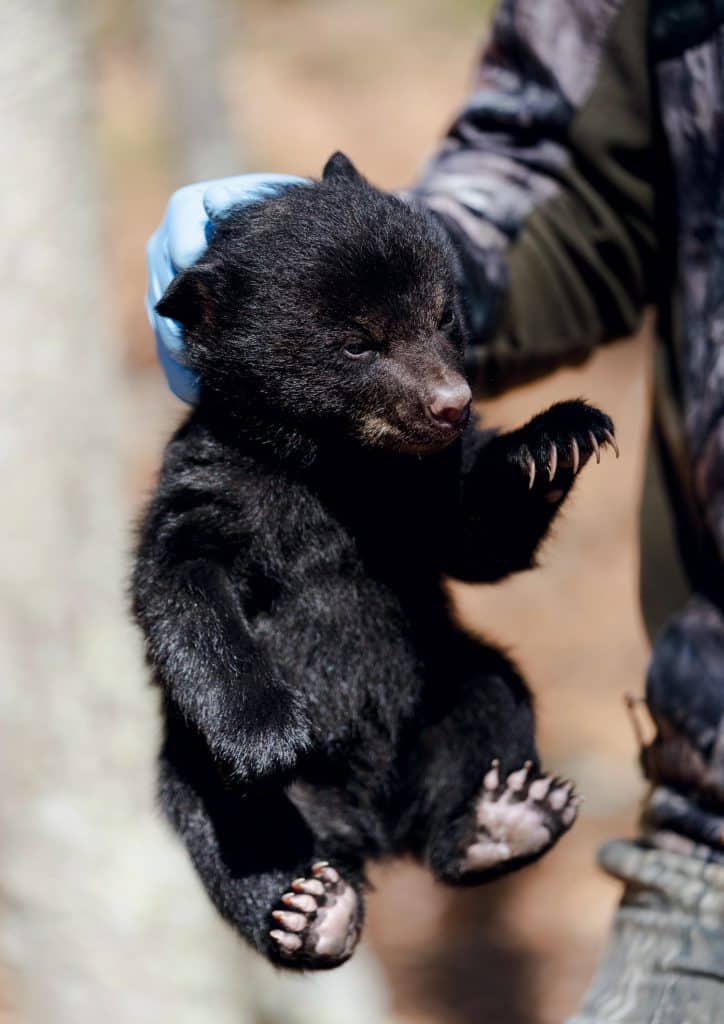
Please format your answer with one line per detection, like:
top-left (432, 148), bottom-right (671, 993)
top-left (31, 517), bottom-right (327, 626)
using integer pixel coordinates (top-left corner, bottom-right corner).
top-left (409, 0), bottom-right (656, 396)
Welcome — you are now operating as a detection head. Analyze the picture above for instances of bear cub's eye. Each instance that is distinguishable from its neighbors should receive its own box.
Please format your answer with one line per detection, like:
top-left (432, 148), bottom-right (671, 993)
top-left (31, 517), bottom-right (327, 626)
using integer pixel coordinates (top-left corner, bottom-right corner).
top-left (438, 307), bottom-right (456, 331)
top-left (344, 335), bottom-right (378, 360)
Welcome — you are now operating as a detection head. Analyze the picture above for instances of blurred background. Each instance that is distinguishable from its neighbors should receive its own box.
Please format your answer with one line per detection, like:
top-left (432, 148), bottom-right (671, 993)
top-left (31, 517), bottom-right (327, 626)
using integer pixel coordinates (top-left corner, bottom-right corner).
top-left (1, 1), bottom-right (653, 1021)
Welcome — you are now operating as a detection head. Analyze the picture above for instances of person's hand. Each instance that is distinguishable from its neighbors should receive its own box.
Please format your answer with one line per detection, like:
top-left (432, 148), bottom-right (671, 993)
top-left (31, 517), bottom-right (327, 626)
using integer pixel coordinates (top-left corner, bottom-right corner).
top-left (146, 173), bottom-right (308, 402)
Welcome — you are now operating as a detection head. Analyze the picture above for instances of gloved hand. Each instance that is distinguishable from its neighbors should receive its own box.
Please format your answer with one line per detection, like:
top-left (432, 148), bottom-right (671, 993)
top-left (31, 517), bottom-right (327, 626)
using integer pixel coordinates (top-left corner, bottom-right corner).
top-left (146, 173), bottom-right (308, 402)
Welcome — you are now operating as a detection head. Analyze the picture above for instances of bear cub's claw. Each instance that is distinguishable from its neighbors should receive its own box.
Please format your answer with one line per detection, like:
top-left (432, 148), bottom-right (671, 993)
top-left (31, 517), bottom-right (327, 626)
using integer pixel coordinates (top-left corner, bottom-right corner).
top-left (460, 759), bottom-right (580, 879)
top-left (512, 400), bottom-right (617, 500)
top-left (269, 862), bottom-right (361, 968)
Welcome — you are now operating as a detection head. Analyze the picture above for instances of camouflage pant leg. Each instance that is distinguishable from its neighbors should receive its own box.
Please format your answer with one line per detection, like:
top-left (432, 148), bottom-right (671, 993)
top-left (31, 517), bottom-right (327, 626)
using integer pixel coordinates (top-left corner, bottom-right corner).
top-left (567, 594), bottom-right (724, 1024)
top-left (566, 839), bottom-right (724, 1024)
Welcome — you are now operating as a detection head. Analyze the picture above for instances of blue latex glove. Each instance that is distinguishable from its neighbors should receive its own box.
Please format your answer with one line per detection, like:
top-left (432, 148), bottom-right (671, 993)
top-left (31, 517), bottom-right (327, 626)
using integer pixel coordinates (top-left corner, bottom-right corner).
top-left (145, 173), bottom-right (308, 403)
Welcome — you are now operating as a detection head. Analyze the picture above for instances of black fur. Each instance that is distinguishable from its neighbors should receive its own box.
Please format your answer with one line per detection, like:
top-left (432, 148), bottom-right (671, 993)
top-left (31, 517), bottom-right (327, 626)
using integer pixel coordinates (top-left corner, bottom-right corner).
top-left (133, 153), bottom-right (614, 969)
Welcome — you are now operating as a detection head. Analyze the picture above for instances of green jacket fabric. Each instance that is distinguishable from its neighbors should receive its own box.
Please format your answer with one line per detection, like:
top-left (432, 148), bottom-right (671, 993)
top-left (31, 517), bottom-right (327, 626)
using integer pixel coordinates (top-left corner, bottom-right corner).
top-left (414, 0), bottom-right (655, 398)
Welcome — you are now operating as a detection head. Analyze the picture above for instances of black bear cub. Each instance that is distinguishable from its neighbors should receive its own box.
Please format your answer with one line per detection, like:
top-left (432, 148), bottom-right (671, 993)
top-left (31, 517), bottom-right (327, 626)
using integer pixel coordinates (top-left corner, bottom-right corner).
top-left (133, 152), bottom-right (617, 970)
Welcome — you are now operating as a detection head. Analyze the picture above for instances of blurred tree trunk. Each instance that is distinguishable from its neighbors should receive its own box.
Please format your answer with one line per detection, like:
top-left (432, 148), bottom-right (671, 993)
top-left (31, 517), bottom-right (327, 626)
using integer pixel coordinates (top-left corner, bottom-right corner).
top-left (145, 0), bottom-right (241, 183)
top-left (0, 3), bottom-right (256, 1021)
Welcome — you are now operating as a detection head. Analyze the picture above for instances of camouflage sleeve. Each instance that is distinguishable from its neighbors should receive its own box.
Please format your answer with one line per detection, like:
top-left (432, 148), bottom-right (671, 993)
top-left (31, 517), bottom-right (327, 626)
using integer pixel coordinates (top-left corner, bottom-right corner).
top-left (410, 0), bottom-right (657, 396)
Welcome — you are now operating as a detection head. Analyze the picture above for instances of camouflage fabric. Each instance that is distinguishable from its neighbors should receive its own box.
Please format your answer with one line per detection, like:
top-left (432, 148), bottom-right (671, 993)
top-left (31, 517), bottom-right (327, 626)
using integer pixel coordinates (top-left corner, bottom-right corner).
top-left (568, 840), bottom-right (724, 1024)
top-left (410, 2), bottom-right (724, 1018)
top-left (411, 0), bottom-right (655, 384)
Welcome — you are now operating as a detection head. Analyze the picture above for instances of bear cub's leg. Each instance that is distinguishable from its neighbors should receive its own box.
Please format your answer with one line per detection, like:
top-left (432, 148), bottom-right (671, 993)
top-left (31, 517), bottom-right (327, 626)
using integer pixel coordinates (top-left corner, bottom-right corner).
top-left (460, 757), bottom-right (579, 879)
top-left (405, 635), bottom-right (579, 884)
top-left (161, 724), bottom-right (364, 970)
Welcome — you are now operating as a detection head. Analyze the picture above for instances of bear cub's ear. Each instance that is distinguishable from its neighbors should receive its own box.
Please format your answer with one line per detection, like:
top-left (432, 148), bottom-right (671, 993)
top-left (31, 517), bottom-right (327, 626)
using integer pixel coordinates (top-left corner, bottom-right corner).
top-left (156, 264), bottom-right (218, 329)
top-left (322, 151), bottom-right (363, 184)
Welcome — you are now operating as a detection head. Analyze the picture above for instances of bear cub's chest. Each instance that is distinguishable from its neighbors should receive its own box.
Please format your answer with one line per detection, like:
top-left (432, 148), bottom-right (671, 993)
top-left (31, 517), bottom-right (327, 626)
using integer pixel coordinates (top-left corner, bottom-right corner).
top-left (241, 454), bottom-right (454, 599)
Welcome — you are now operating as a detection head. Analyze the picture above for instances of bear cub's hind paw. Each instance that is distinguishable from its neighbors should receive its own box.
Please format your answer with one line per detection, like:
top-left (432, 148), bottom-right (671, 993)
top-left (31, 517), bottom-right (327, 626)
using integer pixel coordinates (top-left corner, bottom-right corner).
top-left (270, 862), bottom-right (361, 969)
top-left (460, 760), bottom-right (579, 880)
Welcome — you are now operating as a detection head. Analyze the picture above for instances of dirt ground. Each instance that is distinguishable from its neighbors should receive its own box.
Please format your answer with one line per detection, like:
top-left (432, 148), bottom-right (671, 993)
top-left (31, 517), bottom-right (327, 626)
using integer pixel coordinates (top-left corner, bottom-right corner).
top-left (103, 1), bottom-right (653, 1020)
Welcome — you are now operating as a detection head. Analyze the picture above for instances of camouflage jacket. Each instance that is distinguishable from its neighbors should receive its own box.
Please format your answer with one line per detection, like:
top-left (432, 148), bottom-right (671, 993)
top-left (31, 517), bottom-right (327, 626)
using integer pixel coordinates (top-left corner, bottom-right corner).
top-left (412, 0), bottom-right (724, 861)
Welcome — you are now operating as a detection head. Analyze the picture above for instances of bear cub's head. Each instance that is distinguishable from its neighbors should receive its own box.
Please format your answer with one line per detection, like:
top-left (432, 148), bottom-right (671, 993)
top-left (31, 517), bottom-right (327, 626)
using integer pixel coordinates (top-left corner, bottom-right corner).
top-left (158, 152), bottom-right (472, 455)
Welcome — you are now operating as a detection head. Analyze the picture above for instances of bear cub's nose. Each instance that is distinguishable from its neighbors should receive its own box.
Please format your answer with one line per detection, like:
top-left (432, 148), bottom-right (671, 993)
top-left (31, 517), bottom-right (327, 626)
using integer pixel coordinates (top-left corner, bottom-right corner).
top-left (428, 381), bottom-right (472, 427)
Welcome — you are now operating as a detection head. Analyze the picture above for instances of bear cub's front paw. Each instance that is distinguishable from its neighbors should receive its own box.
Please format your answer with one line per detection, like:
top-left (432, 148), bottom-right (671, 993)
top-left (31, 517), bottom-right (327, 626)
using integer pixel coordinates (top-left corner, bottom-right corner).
top-left (269, 862), bottom-right (361, 969)
top-left (459, 759), bottom-right (580, 880)
top-left (511, 400), bottom-right (617, 501)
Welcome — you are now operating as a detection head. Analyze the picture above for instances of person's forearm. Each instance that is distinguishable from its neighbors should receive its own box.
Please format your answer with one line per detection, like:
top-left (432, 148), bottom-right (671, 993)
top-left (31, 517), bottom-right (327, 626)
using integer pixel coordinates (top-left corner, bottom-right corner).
top-left (410, 0), bottom-right (656, 396)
